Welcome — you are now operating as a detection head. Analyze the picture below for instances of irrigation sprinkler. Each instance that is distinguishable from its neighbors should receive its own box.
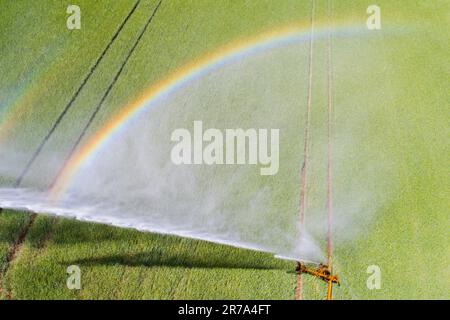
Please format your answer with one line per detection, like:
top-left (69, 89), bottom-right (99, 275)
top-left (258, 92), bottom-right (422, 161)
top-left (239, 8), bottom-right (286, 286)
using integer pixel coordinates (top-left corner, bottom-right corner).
top-left (295, 261), bottom-right (340, 300)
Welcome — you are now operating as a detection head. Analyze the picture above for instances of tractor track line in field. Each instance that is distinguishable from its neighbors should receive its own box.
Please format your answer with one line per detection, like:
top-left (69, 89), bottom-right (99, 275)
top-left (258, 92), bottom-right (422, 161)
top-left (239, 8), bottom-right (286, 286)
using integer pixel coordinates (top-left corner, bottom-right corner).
top-left (1, 214), bottom-right (34, 299)
top-left (51, 0), bottom-right (163, 189)
top-left (327, 0), bottom-right (334, 268)
top-left (295, 0), bottom-right (315, 301)
top-left (14, 0), bottom-right (142, 187)
top-left (326, 0), bottom-right (335, 300)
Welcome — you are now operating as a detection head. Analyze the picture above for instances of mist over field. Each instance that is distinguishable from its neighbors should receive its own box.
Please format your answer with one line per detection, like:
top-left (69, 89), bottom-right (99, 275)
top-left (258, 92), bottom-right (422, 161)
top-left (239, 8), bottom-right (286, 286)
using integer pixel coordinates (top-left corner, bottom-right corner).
top-left (0, 34), bottom-right (394, 264)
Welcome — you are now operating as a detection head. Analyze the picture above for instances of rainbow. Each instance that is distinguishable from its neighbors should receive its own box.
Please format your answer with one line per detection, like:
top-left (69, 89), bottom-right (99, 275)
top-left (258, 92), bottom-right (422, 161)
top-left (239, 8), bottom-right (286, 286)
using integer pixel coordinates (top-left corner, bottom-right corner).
top-left (0, 68), bottom-right (54, 144)
top-left (0, 40), bottom-right (71, 144)
top-left (49, 22), bottom-right (356, 200)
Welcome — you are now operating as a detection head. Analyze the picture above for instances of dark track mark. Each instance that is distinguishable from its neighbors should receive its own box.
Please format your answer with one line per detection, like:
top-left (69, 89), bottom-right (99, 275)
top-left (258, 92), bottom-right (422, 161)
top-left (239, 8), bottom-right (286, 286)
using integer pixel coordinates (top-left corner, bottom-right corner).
top-left (0, 213), bottom-right (34, 300)
top-left (51, 0), bottom-right (163, 188)
top-left (15, 0), bottom-right (141, 187)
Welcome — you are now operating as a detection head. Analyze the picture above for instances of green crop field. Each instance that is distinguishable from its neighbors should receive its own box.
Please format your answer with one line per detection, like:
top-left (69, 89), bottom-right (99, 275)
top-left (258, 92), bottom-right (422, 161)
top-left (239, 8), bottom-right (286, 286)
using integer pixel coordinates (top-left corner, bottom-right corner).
top-left (0, 0), bottom-right (448, 300)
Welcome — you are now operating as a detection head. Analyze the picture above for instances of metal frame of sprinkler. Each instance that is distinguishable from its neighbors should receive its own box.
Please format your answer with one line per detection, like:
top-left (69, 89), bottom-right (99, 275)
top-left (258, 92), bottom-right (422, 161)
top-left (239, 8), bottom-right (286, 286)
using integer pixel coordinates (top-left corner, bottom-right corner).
top-left (296, 260), bottom-right (339, 300)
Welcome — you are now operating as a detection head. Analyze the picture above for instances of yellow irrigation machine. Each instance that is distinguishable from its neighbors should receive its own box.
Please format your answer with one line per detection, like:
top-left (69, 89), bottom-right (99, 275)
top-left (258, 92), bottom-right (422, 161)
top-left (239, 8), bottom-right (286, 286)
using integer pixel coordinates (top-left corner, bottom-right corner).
top-left (296, 261), bottom-right (340, 300)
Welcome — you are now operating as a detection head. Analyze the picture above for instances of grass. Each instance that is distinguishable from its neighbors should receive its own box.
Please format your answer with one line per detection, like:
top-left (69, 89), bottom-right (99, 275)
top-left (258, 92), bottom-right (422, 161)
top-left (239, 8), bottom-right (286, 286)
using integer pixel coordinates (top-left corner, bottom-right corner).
top-left (4, 215), bottom-right (293, 299)
top-left (307, 0), bottom-right (449, 299)
top-left (0, 0), bottom-right (449, 299)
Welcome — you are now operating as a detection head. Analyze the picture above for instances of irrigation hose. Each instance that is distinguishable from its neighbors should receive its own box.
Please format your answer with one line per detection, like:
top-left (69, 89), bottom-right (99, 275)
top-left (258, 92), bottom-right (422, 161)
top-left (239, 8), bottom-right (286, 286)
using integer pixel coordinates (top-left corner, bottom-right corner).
top-left (326, 0), bottom-right (335, 301)
top-left (295, 0), bottom-right (316, 301)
